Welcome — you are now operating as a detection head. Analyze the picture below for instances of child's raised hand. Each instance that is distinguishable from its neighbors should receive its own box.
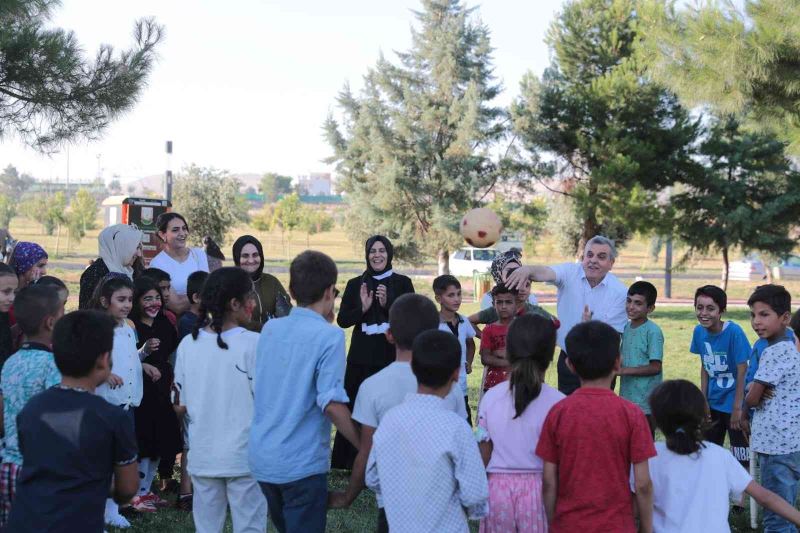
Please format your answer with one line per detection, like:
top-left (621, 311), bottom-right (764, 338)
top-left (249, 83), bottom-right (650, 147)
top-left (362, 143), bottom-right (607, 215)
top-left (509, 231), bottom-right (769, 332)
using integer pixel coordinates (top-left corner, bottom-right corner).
top-left (581, 305), bottom-right (593, 322)
top-left (106, 373), bottom-right (124, 389)
top-left (143, 338), bottom-right (161, 355)
top-left (360, 283), bottom-right (374, 313)
top-left (142, 363), bottom-right (161, 382)
top-left (465, 362), bottom-right (472, 374)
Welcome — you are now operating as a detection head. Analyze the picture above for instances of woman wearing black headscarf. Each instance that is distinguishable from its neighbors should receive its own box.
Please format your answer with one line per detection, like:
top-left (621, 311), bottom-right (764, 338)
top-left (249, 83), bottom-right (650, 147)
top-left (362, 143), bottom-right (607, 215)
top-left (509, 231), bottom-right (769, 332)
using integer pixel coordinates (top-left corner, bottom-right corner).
top-left (331, 235), bottom-right (414, 469)
top-left (231, 235), bottom-right (291, 331)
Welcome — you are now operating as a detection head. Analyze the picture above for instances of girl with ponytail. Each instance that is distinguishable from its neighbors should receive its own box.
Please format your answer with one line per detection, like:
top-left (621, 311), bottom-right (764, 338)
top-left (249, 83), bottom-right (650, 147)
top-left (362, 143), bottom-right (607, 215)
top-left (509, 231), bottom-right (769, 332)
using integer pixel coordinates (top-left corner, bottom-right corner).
top-left (129, 276), bottom-right (181, 510)
top-left (647, 379), bottom-right (800, 531)
top-left (476, 314), bottom-right (564, 533)
top-left (174, 267), bottom-right (268, 531)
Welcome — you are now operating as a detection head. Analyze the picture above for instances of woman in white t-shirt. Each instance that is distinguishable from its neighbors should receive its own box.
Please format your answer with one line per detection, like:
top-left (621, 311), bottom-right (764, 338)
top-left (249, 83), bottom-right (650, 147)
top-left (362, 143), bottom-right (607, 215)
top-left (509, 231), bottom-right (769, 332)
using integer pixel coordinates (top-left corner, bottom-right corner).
top-left (645, 379), bottom-right (800, 532)
top-left (149, 213), bottom-right (209, 315)
top-left (174, 267), bottom-right (267, 532)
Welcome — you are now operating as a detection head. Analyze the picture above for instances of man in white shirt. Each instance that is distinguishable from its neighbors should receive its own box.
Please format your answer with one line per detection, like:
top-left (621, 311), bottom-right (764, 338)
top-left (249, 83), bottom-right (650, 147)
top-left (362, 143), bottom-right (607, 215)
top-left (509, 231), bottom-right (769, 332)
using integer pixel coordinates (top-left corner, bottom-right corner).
top-left (506, 235), bottom-right (627, 394)
top-left (366, 330), bottom-right (488, 533)
top-left (328, 294), bottom-right (466, 533)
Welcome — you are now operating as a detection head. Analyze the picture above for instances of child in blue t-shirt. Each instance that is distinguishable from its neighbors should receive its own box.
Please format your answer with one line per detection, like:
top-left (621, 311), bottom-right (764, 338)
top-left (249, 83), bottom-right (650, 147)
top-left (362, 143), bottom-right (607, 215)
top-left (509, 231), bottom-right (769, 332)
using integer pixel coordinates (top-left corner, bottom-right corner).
top-left (690, 285), bottom-right (751, 471)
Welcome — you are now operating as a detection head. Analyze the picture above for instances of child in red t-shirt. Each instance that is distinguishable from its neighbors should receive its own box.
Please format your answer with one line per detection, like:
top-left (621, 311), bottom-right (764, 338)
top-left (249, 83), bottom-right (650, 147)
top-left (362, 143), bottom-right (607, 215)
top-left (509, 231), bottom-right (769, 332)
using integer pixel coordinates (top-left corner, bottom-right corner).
top-left (480, 285), bottom-right (518, 393)
top-left (536, 321), bottom-right (656, 533)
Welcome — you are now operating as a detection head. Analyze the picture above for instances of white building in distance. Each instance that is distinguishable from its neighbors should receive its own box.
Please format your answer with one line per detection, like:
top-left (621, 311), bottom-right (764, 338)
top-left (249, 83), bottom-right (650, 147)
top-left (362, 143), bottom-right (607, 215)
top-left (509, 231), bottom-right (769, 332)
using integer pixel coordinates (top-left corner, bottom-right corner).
top-left (296, 172), bottom-right (332, 196)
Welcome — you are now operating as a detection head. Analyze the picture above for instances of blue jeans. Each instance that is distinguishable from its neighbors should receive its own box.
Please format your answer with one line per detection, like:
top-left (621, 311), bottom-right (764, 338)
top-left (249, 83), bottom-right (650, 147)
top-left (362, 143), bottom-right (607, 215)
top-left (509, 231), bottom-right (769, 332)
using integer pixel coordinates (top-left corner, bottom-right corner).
top-left (258, 473), bottom-right (327, 533)
top-left (760, 451), bottom-right (800, 533)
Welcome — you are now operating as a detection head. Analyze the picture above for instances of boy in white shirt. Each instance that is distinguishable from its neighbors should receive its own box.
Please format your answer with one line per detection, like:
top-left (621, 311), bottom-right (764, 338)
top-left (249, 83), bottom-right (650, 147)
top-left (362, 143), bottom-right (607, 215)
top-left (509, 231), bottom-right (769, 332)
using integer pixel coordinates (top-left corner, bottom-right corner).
top-left (366, 330), bottom-right (488, 533)
top-left (329, 294), bottom-right (466, 532)
top-left (433, 275), bottom-right (476, 425)
top-left (745, 284), bottom-right (800, 532)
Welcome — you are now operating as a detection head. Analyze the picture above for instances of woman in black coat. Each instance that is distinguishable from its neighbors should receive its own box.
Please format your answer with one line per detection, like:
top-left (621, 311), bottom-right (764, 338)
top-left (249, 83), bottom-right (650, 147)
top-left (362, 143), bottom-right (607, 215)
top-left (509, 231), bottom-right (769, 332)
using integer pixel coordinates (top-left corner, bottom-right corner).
top-left (330, 235), bottom-right (414, 470)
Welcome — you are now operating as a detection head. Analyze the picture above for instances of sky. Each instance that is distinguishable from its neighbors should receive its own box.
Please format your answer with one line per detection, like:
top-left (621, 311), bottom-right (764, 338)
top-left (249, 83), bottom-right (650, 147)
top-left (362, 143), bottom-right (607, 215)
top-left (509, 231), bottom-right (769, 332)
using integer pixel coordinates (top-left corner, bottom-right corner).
top-left (1, 0), bottom-right (565, 185)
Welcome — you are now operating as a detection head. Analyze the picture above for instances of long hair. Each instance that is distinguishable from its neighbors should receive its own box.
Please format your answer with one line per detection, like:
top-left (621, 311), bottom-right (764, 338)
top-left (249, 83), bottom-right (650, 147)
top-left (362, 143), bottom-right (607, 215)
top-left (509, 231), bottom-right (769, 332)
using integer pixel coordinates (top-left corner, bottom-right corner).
top-left (192, 267), bottom-right (254, 349)
top-left (650, 380), bottom-right (709, 455)
top-left (506, 314), bottom-right (557, 418)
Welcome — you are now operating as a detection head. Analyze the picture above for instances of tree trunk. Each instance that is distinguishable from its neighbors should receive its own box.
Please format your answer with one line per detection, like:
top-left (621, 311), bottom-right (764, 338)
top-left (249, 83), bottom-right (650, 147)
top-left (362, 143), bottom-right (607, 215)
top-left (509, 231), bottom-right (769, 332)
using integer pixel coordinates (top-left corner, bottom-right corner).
top-left (721, 246), bottom-right (730, 292)
top-left (577, 216), bottom-right (598, 260)
top-left (437, 249), bottom-right (450, 275)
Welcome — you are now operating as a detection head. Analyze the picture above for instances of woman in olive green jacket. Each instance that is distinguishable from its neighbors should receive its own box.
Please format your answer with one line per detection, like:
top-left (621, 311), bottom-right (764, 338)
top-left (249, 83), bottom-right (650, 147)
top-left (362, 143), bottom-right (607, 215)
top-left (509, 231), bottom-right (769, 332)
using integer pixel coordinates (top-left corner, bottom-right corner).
top-left (231, 235), bottom-right (291, 331)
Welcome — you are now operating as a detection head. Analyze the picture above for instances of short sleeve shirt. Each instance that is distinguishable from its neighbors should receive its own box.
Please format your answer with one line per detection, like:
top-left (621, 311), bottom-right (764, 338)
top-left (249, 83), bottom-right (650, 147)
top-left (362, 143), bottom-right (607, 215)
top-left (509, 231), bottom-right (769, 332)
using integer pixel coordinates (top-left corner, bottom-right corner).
top-left (745, 330), bottom-right (795, 385)
top-left (620, 320), bottom-right (664, 414)
top-left (481, 323), bottom-right (510, 391)
top-left (8, 387), bottom-right (137, 533)
top-left (438, 315), bottom-right (476, 395)
top-left (0, 344), bottom-right (62, 465)
top-left (535, 388), bottom-right (656, 533)
top-left (149, 248), bottom-right (209, 295)
top-left (689, 322), bottom-right (751, 413)
top-left (751, 340), bottom-right (800, 455)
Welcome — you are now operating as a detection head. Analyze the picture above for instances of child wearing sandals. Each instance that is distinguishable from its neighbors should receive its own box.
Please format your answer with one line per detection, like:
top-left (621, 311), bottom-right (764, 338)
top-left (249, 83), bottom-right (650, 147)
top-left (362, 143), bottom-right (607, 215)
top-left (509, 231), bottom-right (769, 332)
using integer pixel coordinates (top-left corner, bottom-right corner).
top-left (477, 314), bottom-right (565, 532)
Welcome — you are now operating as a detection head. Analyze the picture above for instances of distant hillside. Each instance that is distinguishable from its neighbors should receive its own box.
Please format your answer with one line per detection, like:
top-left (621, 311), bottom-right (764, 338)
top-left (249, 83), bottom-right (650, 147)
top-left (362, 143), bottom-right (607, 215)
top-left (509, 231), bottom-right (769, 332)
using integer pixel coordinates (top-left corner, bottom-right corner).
top-left (124, 172), bottom-right (263, 196)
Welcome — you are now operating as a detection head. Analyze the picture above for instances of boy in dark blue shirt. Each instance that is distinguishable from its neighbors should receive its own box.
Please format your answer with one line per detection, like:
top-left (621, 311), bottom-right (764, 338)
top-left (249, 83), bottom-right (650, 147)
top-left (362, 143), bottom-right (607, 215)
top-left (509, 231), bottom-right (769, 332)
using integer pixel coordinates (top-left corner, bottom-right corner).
top-left (7, 311), bottom-right (138, 533)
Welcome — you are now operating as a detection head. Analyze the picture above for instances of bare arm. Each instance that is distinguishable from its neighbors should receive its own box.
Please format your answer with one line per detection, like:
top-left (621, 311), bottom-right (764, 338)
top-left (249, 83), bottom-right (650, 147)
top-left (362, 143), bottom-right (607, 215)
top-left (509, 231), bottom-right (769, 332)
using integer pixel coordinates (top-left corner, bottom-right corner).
top-left (700, 367), bottom-right (709, 399)
top-left (632, 461), bottom-right (654, 533)
top-left (505, 265), bottom-right (557, 290)
top-left (112, 462), bottom-right (139, 504)
top-left (478, 441), bottom-right (493, 467)
top-left (542, 461), bottom-right (558, 524)
top-left (745, 381), bottom-right (767, 408)
top-left (329, 424), bottom-right (375, 508)
top-left (619, 361), bottom-right (662, 377)
top-left (325, 401), bottom-right (360, 449)
top-left (731, 363), bottom-right (747, 429)
top-left (480, 348), bottom-right (508, 368)
top-left (466, 338), bottom-right (476, 373)
top-left (747, 480), bottom-right (800, 526)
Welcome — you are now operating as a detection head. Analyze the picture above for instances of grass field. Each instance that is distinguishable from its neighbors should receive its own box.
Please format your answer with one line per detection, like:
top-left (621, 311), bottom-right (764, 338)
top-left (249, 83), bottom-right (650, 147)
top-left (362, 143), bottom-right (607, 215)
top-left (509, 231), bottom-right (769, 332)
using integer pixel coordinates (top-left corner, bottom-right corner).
top-left (6, 215), bottom-right (796, 531)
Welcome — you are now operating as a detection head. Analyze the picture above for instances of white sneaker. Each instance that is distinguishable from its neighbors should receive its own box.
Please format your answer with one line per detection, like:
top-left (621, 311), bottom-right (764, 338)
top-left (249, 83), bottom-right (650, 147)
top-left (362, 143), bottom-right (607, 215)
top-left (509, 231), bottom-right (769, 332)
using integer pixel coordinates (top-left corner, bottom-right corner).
top-left (104, 501), bottom-right (131, 528)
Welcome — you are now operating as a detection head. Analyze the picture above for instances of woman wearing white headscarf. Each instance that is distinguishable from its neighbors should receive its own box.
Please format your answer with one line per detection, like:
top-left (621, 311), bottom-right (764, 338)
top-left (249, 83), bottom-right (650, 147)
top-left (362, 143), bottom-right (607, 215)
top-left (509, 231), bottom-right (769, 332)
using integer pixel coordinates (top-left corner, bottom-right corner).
top-left (78, 224), bottom-right (143, 309)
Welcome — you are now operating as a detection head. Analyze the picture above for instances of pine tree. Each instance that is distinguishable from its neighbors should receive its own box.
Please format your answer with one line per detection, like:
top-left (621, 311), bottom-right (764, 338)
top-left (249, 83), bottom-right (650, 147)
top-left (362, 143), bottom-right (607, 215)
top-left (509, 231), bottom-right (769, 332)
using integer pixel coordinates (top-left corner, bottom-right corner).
top-left (641, 0), bottom-right (800, 153)
top-left (0, 1), bottom-right (163, 151)
top-left (512, 0), bottom-right (700, 255)
top-left (671, 116), bottom-right (800, 290)
top-left (324, 0), bottom-right (508, 274)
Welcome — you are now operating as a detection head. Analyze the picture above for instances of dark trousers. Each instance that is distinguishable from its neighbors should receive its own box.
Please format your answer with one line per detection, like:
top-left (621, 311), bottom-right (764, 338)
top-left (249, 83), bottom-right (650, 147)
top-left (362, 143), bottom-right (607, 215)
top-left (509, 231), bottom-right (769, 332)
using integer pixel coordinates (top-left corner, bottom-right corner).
top-left (556, 350), bottom-right (580, 395)
top-left (259, 474), bottom-right (327, 533)
top-left (464, 395), bottom-right (473, 427)
top-left (705, 409), bottom-right (749, 470)
top-left (377, 507), bottom-right (389, 533)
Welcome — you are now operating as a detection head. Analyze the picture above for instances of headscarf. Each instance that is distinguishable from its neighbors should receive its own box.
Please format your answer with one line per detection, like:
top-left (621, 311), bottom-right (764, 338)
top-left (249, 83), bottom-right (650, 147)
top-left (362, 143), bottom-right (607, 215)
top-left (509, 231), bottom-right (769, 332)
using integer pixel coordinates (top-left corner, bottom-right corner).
top-left (490, 249), bottom-right (522, 285)
top-left (98, 224), bottom-right (143, 279)
top-left (361, 235), bottom-right (395, 335)
top-left (10, 242), bottom-right (47, 276)
top-left (232, 235), bottom-right (264, 281)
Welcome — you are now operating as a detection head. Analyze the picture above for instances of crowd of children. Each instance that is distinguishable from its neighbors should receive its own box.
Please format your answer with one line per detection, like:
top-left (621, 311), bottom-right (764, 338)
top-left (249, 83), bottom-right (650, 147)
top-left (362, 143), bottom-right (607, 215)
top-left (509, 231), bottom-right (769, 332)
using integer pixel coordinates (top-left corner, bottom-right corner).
top-left (1, 230), bottom-right (800, 533)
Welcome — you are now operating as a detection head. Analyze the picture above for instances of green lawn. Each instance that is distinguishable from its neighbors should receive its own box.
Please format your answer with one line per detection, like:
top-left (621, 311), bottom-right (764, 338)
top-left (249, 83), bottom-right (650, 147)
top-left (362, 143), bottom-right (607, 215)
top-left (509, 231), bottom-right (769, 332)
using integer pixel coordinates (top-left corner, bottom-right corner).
top-left (108, 304), bottom-right (778, 533)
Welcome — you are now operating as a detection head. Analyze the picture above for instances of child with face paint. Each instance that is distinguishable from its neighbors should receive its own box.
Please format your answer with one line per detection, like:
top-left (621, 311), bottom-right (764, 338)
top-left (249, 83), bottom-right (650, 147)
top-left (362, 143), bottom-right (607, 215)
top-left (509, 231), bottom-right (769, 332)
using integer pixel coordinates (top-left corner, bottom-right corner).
top-left (129, 277), bottom-right (181, 511)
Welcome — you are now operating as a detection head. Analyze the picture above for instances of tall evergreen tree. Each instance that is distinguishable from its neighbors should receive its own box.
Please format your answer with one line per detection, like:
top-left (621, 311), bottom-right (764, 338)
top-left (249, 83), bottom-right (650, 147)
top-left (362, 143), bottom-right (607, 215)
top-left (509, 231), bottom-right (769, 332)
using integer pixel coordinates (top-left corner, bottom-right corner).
top-left (324, 0), bottom-right (508, 273)
top-left (0, 0), bottom-right (163, 151)
top-left (641, 0), bottom-right (800, 153)
top-left (671, 116), bottom-right (800, 290)
top-left (512, 0), bottom-right (700, 255)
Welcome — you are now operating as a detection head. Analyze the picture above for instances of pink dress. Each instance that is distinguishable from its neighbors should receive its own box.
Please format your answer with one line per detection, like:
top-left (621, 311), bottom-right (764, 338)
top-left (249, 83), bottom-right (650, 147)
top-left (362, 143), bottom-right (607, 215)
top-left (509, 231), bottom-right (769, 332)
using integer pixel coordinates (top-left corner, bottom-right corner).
top-left (477, 381), bottom-right (565, 533)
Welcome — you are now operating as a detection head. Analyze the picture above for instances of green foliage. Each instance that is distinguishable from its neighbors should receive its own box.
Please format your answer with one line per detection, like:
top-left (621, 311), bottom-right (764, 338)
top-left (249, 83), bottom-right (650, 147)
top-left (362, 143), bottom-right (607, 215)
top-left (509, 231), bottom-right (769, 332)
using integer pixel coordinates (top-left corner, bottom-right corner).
top-left (69, 188), bottom-right (98, 233)
top-left (300, 209), bottom-right (335, 246)
top-left (45, 191), bottom-right (67, 236)
top-left (324, 0), bottom-right (509, 270)
top-left (172, 165), bottom-right (249, 246)
top-left (641, 0), bottom-right (800, 154)
top-left (0, 165), bottom-right (34, 197)
top-left (270, 193), bottom-right (304, 235)
top-left (259, 173), bottom-right (294, 203)
top-left (512, 0), bottom-right (699, 255)
top-left (0, 194), bottom-right (17, 229)
top-left (0, 1), bottom-right (163, 151)
top-left (670, 116), bottom-right (800, 289)
top-left (20, 196), bottom-right (48, 233)
top-left (487, 194), bottom-right (548, 251)
top-left (108, 179), bottom-right (122, 195)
